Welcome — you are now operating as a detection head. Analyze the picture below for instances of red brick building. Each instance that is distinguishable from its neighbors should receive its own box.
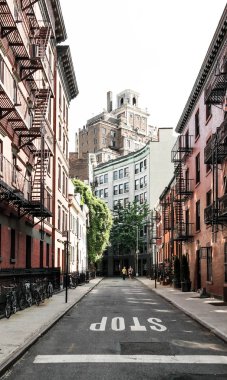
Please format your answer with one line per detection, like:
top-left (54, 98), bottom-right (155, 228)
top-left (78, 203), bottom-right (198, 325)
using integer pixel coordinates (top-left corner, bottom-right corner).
top-left (159, 5), bottom-right (227, 300)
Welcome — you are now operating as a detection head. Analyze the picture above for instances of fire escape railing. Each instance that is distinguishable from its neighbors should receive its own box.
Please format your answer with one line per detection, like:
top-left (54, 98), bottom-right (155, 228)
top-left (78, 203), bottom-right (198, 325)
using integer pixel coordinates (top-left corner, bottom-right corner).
top-left (0, 153), bottom-right (30, 201)
top-left (175, 178), bottom-right (194, 199)
top-left (171, 134), bottom-right (193, 163)
top-left (173, 222), bottom-right (194, 241)
top-left (0, 153), bottom-right (52, 217)
top-left (204, 72), bottom-right (227, 105)
top-left (0, 2), bottom-right (53, 224)
top-left (204, 194), bottom-right (227, 225)
top-left (161, 201), bottom-right (172, 232)
top-left (204, 118), bottom-right (227, 164)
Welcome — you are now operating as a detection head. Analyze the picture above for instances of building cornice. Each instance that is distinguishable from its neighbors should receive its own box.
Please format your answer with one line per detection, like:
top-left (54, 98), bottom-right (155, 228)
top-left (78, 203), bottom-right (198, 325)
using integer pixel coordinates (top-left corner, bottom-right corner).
top-left (50, 0), bottom-right (67, 43)
top-left (57, 45), bottom-right (79, 101)
top-left (175, 5), bottom-right (227, 133)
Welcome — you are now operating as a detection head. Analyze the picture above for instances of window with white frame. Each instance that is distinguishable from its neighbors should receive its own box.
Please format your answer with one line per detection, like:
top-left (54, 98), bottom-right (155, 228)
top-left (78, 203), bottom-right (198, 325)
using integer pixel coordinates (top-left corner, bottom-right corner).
top-left (113, 185), bottom-right (118, 195)
top-left (113, 171), bottom-right (118, 180)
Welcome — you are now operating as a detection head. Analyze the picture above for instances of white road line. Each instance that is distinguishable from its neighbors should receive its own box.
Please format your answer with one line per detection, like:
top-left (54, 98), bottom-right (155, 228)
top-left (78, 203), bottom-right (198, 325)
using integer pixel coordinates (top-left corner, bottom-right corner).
top-left (33, 355), bottom-right (227, 364)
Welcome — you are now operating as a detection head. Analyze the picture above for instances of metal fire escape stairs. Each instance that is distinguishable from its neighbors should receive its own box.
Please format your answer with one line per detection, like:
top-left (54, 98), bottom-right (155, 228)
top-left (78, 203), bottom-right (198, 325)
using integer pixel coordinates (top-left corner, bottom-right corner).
top-left (204, 55), bottom-right (227, 238)
top-left (0, 1), bottom-right (52, 233)
top-left (171, 134), bottom-right (194, 244)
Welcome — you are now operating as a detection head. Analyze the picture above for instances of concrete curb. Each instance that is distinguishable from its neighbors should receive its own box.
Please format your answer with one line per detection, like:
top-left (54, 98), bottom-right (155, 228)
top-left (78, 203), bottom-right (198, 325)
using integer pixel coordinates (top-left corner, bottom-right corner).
top-left (0, 278), bottom-right (103, 378)
top-left (139, 280), bottom-right (227, 344)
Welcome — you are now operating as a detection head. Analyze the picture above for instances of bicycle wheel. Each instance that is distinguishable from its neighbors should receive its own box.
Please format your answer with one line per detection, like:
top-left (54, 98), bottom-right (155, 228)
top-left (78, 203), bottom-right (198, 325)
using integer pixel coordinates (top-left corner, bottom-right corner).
top-left (27, 294), bottom-right (32, 307)
top-left (12, 304), bottom-right (17, 314)
top-left (5, 304), bottom-right (11, 319)
top-left (19, 296), bottom-right (26, 310)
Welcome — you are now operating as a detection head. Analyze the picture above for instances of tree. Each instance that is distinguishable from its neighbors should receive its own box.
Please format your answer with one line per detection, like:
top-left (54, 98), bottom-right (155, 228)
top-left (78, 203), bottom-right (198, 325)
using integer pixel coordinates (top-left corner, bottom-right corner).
top-left (71, 179), bottom-right (112, 263)
top-left (110, 200), bottom-right (150, 255)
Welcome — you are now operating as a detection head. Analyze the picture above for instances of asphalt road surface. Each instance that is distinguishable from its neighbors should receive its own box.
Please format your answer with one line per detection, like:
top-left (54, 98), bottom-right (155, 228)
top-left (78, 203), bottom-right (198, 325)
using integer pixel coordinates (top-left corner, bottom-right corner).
top-left (2, 278), bottom-right (227, 380)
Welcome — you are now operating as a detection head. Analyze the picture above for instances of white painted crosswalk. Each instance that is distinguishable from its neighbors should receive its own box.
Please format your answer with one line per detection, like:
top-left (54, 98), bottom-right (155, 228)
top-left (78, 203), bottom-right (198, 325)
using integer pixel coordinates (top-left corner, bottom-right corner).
top-left (33, 355), bottom-right (227, 364)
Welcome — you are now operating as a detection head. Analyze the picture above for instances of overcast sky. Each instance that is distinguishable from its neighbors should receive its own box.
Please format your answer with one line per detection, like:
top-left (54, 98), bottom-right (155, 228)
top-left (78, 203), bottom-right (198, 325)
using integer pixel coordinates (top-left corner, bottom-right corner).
top-left (60, 0), bottom-right (227, 151)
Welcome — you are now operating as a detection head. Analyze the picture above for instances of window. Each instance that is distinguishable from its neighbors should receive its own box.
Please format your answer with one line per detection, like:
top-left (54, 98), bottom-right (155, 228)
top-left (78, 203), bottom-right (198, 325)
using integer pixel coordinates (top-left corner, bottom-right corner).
top-left (124, 182), bottom-right (129, 193)
top-left (10, 229), bottom-right (16, 261)
top-left (195, 109), bottom-right (200, 138)
top-left (59, 82), bottom-right (62, 109)
top-left (104, 188), bottom-right (108, 198)
top-left (113, 200), bottom-right (118, 210)
top-left (124, 167), bottom-right (129, 177)
top-left (140, 161), bottom-right (144, 172)
top-left (111, 130), bottom-right (116, 138)
top-left (58, 205), bottom-right (61, 230)
top-left (58, 164), bottom-right (61, 190)
top-left (135, 179), bottom-right (139, 190)
top-left (195, 153), bottom-right (200, 184)
top-left (113, 185), bottom-right (118, 195)
top-left (99, 175), bottom-right (104, 184)
top-left (144, 159), bottom-right (147, 169)
top-left (206, 190), bottom-right (212, 206)
top-left (46, 243), bottom-right (50, 267)
top-left (124, 198), bottom-right (129, 207)
top-left (102, 128), bottom-right (106, 135)
top-left (144, 192), bottom-right (147, 201)
top-left (223, 176), bottom-right (227, 194)
top-left (63, 96), bottom-right (65, 120)
top-left (99, 189), bottom-right (104, 198)
top-left (207, 247), bottom-right (212, 282)
top-left (206, 136), bottom-right (211, 173)
top-left (206, 104), bottom-right (212, 121)
top-left (0, 55), bottom-right (4, 83)
top-left (196, 200), bottom-right (200, 231)
top-left (135, 195), bottom-right (139, 202)
top-left (119, 184), bottom-right (123, 194)
top-left (104, 174), bottom-right (108, 183)
top-left (119, 169), bottom-right (123, 179)
top-left (40, 241), bottom-right (43, 268)
top-left (113, 171), bottom-right (118, 180)
top-left (144, 175), bottom-right (147, 187)
top-left (140, 193), bottom-right (144, 204)
top-left (140, 177), bottom-right (144, 189)
top-left (135, 164), bottom-right (139, 174)
top-left (48, 98), bottom-right (52, 124)
top-left (0, 139), bottom-right (3, 173)
top-left (102, 137), bottom-right (106, 144)
top-left (225, 242), bottom-right (227, 282)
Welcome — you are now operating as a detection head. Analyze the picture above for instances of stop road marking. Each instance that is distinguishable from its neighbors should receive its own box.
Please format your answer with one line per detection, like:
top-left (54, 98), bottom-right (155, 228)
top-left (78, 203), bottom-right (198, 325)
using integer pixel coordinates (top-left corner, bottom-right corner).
top-left (90, 317), bottom-right (167, 332)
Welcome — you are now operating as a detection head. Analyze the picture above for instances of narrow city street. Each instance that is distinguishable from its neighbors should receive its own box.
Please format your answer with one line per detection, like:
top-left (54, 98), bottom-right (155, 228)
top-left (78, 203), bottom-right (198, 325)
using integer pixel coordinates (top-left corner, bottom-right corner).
top-left (1, 278), bottom-right (227, 380)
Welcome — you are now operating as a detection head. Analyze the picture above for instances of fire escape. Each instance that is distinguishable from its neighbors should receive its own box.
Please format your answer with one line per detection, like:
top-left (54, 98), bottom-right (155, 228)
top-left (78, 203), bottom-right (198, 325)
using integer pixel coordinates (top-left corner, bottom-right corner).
top-left (204, 55), bottom-right (227, 231)
top-left (0, 0), bottom-right (53, 232)
top-left (204, 118), bottom-right (227, 227)
top-left (171, 134), bottom-right (194, 242)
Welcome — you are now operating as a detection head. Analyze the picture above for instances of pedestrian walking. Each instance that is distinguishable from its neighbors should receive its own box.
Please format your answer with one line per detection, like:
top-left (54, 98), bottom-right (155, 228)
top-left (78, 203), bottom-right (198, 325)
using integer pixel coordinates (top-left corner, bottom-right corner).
top-left (122, 266), bottom-right (127, 280)
top-left (128, 266), bottom-right (134, 279)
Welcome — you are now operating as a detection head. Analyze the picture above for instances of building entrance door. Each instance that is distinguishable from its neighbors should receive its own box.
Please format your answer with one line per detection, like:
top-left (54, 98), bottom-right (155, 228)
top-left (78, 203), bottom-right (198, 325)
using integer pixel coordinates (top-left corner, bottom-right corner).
top-left (196, 250), bottom-right (201, 290)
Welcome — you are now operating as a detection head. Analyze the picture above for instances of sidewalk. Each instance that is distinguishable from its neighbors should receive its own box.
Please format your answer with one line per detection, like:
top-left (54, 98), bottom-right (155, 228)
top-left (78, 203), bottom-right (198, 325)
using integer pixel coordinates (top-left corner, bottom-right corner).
top-left (0, 277), bottom-right (103, 377)
top-left (138, 277), bottom-right (227, 343)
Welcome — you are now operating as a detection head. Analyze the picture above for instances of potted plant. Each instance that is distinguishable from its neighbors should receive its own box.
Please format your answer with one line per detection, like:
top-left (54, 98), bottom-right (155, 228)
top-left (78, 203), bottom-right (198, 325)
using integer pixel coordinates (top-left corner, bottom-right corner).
top-left (181, 254), bottom-right (191, 292)
top-left (172, 256), bottom-right (181, 288)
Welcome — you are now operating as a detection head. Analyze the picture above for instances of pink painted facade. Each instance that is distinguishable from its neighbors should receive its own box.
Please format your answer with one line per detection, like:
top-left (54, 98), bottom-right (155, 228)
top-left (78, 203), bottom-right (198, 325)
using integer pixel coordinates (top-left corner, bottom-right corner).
top-left (159, 5), bottom-right (227, 300)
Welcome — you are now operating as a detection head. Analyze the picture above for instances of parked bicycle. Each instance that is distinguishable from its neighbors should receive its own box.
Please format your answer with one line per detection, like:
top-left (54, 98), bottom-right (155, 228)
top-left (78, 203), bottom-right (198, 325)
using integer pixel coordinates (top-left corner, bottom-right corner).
top-left (18, 281), bottom-right (32, 310)
top-left (31, 282), bottom-right (45, 306)
top-left (3, 285), bottom-right (17, 319)
top-left (46, 281), bottom-right (54, 298)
